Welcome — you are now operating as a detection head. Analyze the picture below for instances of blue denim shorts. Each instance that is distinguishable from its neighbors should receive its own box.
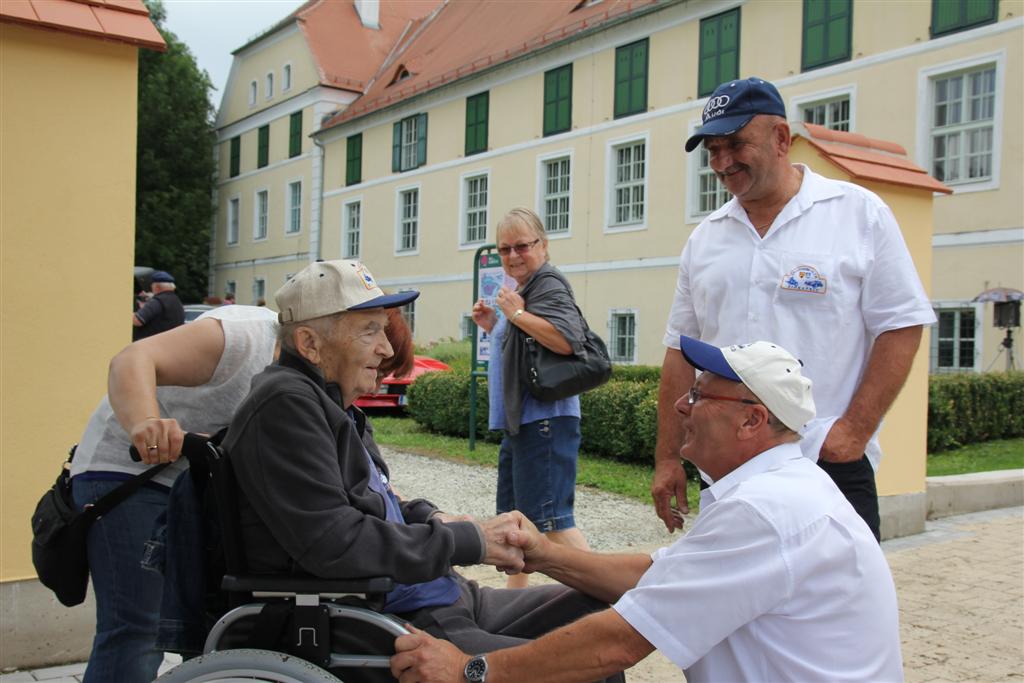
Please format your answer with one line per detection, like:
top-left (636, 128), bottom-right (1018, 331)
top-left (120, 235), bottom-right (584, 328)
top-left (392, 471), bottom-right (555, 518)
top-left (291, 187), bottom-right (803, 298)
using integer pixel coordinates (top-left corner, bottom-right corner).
top-left (496, 416), bottom-right (580, 532)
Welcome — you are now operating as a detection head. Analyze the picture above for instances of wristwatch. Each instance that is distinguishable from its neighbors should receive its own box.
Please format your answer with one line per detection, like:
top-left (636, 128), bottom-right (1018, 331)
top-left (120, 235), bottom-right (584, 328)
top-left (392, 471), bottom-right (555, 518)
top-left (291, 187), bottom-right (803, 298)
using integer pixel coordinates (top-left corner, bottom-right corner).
top-left (511, 308), bottom-right (524, 322)
top-left (464, 654), bottom-right (488, 682)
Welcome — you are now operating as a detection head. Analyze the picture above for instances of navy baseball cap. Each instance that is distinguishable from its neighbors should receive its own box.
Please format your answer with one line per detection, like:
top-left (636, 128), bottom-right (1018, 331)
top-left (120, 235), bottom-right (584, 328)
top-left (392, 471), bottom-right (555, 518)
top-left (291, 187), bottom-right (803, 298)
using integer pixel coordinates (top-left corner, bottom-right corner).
top-left (151, 270), bottom-right (175, 283)
top-left (685, 77), bottom-right (786, 152)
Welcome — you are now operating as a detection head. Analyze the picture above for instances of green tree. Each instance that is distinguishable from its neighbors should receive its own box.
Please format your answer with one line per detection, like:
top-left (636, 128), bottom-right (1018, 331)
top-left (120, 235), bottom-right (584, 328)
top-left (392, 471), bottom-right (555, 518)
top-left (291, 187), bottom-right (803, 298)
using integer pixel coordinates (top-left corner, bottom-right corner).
top-left (135, 0), bottom-right (215, 303)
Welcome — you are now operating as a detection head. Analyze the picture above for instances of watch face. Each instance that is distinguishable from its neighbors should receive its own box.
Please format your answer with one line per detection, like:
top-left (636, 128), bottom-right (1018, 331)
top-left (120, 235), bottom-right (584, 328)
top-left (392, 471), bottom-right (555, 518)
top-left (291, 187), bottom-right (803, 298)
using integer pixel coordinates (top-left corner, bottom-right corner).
top-left (465, 655), bottom-right (487, 682)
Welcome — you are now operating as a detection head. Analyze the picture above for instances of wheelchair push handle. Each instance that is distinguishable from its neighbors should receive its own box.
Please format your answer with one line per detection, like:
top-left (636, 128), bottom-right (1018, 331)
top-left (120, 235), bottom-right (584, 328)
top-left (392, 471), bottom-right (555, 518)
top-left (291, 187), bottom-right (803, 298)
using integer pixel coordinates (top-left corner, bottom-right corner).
top-left (129, 431), bottom-right (211, 463)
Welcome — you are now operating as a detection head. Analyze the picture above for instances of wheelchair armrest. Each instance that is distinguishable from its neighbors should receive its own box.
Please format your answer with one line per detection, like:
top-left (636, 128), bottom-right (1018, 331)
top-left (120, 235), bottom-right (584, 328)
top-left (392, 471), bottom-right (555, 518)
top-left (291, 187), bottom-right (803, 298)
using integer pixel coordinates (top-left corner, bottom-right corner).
top-left (221, 574), bottom-right (395, 595)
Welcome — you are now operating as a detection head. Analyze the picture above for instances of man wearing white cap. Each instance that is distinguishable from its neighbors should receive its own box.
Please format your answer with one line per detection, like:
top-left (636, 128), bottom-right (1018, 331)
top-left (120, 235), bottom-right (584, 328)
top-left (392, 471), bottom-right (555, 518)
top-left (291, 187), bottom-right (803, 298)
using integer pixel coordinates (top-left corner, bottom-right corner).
top-left (222, 260), bottom-right (623, 681)
top-left (391, 336), bottom-right (902, 683)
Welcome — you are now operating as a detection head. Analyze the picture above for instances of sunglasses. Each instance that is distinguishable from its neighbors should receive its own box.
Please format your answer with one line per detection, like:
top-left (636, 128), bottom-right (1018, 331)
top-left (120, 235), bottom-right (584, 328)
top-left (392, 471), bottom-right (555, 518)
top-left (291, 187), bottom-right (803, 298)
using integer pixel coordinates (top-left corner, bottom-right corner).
top-left (496, 239), bottom-right (541, 257)
top-left (687, 387), bottom-right (760, 406)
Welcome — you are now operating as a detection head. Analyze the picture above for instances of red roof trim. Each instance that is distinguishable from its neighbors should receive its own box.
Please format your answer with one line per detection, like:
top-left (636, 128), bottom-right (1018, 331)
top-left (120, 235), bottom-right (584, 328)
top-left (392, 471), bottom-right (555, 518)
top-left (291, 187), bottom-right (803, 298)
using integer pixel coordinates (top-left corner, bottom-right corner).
top-left (0, 0), bottom-right (165, 51)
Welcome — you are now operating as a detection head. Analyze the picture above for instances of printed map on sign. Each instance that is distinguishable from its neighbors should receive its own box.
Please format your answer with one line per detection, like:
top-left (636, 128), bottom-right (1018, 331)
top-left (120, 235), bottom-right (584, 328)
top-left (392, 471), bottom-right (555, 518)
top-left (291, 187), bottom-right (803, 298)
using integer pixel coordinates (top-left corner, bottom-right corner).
top-left (476, 253), bottom-right (518, 364)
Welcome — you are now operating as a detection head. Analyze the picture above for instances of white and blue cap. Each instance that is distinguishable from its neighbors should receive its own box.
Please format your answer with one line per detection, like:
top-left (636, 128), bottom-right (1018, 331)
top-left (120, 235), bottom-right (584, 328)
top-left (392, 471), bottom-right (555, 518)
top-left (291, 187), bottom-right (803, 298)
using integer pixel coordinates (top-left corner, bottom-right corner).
top-left (679, 335), bottom-right (815, 432)
top-left (685, 77), bottom-right (786, 152)
top-left (275, 259), bottom-right (419, 324)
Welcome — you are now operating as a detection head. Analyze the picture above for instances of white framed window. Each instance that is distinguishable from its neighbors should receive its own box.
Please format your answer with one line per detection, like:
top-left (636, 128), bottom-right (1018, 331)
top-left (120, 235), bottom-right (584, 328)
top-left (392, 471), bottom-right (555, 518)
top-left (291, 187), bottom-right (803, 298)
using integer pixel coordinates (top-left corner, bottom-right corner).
top-left (929, 302), bottom-right (982, 373)
top-left (227, 196), bottom-right (240, 245)
top-left (918, 52), bottom-right (1004, 194)
top-left (608, 309), bottom-right (638, 363)
top-left (791, 86), bottom-right (857, 133)
top-left (401, 116), bottom-right (419, 171)
top-left (253, 189), bottom-right (268, 241)
top-left (252, 277), bottom-right (266, 305)
top-left (265, 72), bottom-right (274, 99)
top-left (343, 198), bottom-right (362, 259)
top-left (285, 180), bottom-right (302, 234)
top-left (399, 292), bottom-right (416, 335)
top-left (460, 171), bottom-right (489, 246)
top-left (225, 280), bottom-right (236, 298)
top-left (685, 119), bottom-right (732, 224)
top-left (249, 80), bottom-right (257, 106)
top-left (282, 63), bottom-right (292, 92)
top-left (537, 151), bottom-right (572, 235)
top-left (395, 185), bottom-right (420, 255)
top-left (606, 133), bottom-right (648, 232)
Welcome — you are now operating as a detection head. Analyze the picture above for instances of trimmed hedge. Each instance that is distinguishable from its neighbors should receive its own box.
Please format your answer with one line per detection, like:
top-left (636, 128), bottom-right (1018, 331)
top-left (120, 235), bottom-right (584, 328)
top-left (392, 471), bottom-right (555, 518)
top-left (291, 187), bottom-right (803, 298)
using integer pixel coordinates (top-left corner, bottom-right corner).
top-left (408, 367), bottom-right (1024, 458)
top-left (927, 371), bottom-right (1024, 452)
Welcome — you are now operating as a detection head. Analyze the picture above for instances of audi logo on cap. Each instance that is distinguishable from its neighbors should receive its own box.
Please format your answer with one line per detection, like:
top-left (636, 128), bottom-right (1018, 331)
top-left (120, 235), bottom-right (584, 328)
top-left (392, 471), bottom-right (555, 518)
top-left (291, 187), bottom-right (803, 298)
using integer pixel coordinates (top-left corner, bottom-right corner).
top-left (703, 95), bottom-right (731, 121)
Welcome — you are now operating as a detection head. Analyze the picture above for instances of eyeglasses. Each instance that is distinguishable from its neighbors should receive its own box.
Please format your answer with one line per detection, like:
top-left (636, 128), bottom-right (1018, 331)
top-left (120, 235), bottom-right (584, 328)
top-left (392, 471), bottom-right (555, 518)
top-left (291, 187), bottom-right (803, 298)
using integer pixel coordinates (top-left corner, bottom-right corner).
top-left (687, 387), bottom-right (760, 406)
top-left (496, 239), bottom-right (541, 257)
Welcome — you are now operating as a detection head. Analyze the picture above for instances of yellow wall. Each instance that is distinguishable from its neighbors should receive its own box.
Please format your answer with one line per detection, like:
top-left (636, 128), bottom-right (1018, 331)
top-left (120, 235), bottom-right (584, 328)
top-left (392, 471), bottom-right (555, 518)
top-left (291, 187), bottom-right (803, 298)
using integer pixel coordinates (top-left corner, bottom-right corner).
top-left (220, 28), bottom-right (318, 125)
top-left (0, 24), bottom-right (140, 580)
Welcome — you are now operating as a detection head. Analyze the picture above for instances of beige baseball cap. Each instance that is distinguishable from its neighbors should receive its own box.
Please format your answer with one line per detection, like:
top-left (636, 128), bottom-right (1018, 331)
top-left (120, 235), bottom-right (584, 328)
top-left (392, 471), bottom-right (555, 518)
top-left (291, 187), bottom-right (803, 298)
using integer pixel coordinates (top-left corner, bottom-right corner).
top-left (275, 260), bottom-right (419, 324)
top-left (679, 336), bottom-right (816, 432)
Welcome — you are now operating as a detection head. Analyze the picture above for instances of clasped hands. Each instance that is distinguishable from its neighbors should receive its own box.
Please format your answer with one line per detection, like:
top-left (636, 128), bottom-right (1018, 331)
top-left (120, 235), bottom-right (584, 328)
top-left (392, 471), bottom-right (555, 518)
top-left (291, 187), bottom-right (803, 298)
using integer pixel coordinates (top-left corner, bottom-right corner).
top-left (474, 510), bottom-right (547, 575)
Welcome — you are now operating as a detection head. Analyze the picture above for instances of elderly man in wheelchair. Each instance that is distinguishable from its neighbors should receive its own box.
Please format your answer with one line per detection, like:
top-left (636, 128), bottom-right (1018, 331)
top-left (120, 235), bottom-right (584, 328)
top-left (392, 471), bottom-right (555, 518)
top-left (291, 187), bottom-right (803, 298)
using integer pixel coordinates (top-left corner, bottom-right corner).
top-left (157, 260), bottom-right (623, 683)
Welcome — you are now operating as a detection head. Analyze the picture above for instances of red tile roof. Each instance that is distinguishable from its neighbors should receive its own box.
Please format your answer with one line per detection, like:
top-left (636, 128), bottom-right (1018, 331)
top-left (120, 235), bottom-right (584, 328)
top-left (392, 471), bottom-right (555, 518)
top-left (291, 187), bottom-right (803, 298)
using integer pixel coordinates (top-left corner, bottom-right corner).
top-left (237, 0), bottom-right (439, 93)
top-left (0, 0), bottom-right (165, 51)
top-left (793, 122), bottom-right (952, 194)
top-left (321, 0), bottom-right (664, 129)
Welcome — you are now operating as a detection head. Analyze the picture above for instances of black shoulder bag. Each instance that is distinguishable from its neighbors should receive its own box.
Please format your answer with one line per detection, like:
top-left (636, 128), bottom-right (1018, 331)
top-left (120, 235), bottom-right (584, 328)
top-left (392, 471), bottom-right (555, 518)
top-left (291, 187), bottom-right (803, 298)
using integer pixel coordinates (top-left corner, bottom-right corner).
top-left (31, 445), bottom-right (170, 607)
top-left (522, 305), bottom-right (612, 402)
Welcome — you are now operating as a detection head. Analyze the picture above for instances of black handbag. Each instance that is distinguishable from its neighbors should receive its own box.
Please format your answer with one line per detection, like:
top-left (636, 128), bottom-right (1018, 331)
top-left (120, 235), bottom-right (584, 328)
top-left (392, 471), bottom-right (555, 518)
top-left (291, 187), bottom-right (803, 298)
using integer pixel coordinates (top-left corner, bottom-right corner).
top-left (522, 314), bottom-right (612, 402)
top-left (31, 445), bottom-right (169, 607)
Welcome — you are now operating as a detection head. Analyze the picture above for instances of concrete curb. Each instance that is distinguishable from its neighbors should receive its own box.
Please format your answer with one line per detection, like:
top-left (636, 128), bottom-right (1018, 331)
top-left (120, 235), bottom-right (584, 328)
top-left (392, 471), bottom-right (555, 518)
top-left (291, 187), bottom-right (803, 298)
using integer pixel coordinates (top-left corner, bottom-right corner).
top-left (926, 468), bottom-right (1024, 519)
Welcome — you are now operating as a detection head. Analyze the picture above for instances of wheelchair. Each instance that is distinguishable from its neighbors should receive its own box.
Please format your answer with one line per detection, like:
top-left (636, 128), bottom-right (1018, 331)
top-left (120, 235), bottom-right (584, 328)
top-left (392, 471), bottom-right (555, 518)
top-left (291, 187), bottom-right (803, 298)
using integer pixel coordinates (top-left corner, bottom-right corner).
top-left (153, 435), bottom-right (409, 683)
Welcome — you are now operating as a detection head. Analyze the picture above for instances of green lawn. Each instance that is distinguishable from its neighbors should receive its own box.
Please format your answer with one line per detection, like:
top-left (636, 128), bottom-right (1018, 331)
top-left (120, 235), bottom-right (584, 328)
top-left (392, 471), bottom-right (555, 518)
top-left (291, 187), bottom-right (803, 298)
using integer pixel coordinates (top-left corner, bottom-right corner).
top-left (926, 438), bottom-right (1024, 477)
top-left (370, 414), bottom-right (1022, 511)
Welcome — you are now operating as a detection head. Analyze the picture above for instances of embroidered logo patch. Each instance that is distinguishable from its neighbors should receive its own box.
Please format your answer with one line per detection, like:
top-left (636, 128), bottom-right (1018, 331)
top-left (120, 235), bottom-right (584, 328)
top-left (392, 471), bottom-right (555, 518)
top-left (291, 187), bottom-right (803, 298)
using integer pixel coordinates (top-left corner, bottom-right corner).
top-left (780, 265), bottom-right (827, 294)
top-left (354, 262), bottom-right (377, 290)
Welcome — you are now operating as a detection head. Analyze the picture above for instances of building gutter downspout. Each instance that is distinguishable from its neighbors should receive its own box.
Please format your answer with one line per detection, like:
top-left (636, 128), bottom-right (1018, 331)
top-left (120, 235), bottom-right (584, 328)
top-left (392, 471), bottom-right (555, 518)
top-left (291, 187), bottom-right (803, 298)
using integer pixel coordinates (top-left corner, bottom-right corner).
top-left (310, 135), bottom-right (326, 262)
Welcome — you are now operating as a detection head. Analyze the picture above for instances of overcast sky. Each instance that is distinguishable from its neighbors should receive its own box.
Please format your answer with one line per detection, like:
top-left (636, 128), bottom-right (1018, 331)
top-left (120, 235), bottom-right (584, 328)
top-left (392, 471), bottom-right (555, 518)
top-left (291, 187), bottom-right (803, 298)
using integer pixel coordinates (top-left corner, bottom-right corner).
top-left (162, 0), bottom-right (306, 104)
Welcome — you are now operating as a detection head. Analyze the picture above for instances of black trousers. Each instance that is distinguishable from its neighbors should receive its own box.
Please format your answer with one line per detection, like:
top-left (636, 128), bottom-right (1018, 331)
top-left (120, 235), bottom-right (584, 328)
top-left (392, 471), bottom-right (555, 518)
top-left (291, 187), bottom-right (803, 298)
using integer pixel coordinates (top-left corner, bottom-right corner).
top-left (818, 455), bottom-right (881, 542)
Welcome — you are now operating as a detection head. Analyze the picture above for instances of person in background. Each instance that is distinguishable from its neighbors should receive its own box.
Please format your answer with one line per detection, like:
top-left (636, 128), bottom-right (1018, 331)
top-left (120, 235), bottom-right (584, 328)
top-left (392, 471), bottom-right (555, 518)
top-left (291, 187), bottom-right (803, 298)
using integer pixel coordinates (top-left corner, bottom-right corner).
top-left (471, 208), bottom-right (589, 589)
top-left (132, 270), bottom-right (185, 341)
top-left (224, 292), bottom-right (236, 305)
top-left (651, 77), bottom-right (935, 541)
top-left (391, 338), bottom-right (903, 683)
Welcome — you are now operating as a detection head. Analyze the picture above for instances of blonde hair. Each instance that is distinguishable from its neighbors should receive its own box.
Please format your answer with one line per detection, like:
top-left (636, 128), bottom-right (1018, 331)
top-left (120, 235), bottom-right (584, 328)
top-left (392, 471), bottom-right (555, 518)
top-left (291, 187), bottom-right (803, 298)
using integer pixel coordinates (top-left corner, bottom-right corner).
top-left (496, 208), bottom-right (548, 260)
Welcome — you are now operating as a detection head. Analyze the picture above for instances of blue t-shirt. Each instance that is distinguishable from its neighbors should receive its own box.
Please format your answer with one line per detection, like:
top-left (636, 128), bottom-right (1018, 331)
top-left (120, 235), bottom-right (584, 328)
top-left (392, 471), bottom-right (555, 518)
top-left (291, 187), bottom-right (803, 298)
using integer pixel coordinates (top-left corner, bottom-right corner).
top-left (487, 317), bottom-right (580, 431)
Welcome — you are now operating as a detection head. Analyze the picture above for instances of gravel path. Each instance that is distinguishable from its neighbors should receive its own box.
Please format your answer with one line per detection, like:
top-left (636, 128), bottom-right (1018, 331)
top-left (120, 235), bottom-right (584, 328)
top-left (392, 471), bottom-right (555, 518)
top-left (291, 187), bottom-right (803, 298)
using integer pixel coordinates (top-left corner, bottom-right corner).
top-left (381, 446), bottom-right (688, 681)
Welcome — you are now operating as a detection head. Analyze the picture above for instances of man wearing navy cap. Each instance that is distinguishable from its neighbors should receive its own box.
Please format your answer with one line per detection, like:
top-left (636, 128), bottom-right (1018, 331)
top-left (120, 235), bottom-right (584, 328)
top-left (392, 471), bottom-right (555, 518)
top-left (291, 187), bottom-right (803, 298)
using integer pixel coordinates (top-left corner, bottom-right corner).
top-left (392, 337), bottom-right (902, 682)
top-left (132, 270), bottom-right (185, 340)
top-left (652, 77), bottom-right (936, 541)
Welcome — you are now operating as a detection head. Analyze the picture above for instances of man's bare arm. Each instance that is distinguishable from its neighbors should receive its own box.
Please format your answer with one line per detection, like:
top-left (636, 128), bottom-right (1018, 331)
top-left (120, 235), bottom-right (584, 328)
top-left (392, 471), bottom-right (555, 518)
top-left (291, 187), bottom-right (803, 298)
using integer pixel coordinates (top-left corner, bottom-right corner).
top-left (820, 325), bottom-right (924, 462)
top-left (651, 348), bottom-right (695, 530)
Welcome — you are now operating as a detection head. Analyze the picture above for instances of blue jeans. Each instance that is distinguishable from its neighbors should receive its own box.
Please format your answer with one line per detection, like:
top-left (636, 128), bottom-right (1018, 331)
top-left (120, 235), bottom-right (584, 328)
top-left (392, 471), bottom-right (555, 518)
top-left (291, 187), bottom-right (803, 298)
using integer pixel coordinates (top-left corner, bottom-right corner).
top-left (496, 416), bottom-right (580, 532)
top-left (72, 478), bottom-right (168, 683)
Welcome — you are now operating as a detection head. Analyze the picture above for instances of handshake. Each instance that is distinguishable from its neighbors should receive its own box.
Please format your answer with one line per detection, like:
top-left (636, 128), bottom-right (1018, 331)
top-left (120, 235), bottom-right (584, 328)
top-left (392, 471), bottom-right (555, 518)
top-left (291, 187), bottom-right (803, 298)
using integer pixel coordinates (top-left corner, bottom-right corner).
top-left (461, 511), bottom-right (549, 575)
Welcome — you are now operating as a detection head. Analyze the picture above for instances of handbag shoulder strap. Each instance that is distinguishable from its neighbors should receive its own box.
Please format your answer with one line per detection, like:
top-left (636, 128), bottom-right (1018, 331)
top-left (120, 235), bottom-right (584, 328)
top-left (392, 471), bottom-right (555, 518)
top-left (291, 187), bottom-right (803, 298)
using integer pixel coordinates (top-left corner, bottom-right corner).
top-left (86, 462), bottom-right (172, 519)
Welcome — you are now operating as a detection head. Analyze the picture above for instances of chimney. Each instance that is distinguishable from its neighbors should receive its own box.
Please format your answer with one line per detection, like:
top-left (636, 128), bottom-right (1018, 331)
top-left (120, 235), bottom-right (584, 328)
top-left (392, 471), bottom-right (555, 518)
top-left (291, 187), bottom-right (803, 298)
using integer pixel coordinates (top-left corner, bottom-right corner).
top-left (355, 0), bottom-right (380, 29)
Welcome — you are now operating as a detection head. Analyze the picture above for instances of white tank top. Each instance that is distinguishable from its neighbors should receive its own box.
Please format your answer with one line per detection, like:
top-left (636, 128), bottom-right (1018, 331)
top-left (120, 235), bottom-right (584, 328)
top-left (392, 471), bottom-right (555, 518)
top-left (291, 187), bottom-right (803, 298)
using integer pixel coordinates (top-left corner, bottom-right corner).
top-left (71, 307), bottom-right (277, 487)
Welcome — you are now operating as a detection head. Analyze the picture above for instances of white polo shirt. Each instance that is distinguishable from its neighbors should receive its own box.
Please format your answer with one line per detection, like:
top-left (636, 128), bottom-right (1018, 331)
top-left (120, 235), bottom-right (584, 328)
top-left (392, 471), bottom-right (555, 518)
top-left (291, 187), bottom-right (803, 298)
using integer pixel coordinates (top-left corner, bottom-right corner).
top-left (614, 443), bottom-right (903, 682)
top-left (664, 165), bottom-right (935, 468)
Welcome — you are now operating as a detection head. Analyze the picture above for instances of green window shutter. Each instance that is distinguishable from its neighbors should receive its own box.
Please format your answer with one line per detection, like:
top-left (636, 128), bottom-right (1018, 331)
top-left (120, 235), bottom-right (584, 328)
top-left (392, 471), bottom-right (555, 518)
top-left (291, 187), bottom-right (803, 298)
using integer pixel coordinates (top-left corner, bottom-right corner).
top-left (698, 9), bottom-right (740, 96)
top-left (802, 0), bottom-right (851, 71)
top-left (229, 136), bottom-right (240, 177)
top-left (543, 64), bottom-right (572, 136)
top-left (465, 92), bottom-right (488, 156)
top-left (615, 39), bottom-right (648, 118)
top-left (346, 133), bottom-right (362, 186)
top-left (416, 113), bottom-right (428, 168)
top-left (257, 125), bottom-right (269, 168)
top-left (289, 112), bottom-right (302, 158)
top-left (614, 44), bottom-right (631, 117)
top-left (392, 121), bottom-right (401, 172)
top-left (931, 0), bottom-right (997, 37)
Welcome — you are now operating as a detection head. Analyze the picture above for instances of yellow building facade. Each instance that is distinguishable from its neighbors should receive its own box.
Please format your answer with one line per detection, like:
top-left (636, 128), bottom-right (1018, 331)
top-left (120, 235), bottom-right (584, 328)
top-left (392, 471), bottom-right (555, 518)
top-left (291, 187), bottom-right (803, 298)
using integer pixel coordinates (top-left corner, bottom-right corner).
top-left (1, 1), bottom-right (164, 667)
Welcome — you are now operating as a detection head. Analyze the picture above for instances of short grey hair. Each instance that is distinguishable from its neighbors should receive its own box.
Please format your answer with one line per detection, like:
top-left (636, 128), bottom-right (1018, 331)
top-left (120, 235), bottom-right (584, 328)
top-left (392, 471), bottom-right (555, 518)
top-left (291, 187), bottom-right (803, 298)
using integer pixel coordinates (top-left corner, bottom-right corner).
top-left (277, 311), bottom-right (347, 354)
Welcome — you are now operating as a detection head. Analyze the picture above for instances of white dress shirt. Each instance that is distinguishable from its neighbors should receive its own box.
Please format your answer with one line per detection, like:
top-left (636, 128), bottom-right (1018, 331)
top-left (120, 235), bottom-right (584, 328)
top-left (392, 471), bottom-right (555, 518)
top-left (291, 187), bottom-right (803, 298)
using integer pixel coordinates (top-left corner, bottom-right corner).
top-left (614, 443), bottom-right (903, 682)
top-left (664, 165), bottom-right (935, 469)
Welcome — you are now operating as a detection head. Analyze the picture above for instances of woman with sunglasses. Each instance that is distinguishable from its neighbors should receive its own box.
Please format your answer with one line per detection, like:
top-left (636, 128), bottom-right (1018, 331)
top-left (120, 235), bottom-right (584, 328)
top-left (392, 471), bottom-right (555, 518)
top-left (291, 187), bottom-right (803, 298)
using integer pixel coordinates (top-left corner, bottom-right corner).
top-left (472, 207), bottom-right (590, 588)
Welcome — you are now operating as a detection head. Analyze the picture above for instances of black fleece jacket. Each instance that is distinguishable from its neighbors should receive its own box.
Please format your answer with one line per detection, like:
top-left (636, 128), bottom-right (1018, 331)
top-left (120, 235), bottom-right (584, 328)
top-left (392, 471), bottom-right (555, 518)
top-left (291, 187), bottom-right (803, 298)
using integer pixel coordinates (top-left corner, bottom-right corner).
top-left (221, 348), bottom-right (483, 582)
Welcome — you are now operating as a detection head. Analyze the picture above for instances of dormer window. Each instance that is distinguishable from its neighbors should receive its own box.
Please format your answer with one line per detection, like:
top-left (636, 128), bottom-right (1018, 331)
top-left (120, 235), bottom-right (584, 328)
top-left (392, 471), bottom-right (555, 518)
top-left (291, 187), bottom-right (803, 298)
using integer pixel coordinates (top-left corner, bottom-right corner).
top-left (265, 72), bottom-right (274, 99)
top-left (389, 65), bottom-right (412, 86)
top-left (283, 64), bottom-right (292, 91)
top-left (249, 80), bottom-right (257, 105)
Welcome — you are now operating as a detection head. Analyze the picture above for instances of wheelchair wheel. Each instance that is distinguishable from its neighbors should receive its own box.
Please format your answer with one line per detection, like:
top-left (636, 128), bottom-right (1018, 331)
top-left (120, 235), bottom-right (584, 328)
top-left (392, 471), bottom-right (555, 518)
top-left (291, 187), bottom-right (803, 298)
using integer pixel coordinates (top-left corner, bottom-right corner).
top-left (156, 648), bottom-right (343, 682)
